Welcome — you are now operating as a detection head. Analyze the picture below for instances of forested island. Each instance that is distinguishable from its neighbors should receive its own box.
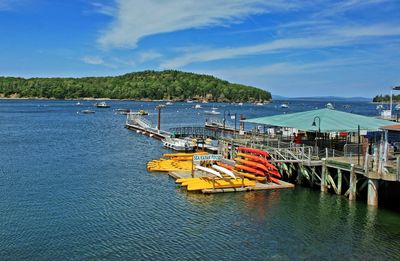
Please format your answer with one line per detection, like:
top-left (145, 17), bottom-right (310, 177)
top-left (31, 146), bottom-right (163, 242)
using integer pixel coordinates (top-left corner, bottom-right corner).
top-left (373, 94), bottom-right (400, 103)
top-left (0, 70), bottom-right (271, 102)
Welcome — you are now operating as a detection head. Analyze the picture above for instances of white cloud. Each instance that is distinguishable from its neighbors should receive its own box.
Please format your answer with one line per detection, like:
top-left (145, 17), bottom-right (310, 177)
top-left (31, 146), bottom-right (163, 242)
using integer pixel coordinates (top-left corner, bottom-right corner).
top-left (160, 23), bottom-right (400, 68)
top-left (82, 56), bottom-right (104, 65)
top-left (91, 2), bottom-right (116, 16)
top-left (98, 0), bottom-right (300, 49)
top-left (138, 50), bottom-right (163, 63)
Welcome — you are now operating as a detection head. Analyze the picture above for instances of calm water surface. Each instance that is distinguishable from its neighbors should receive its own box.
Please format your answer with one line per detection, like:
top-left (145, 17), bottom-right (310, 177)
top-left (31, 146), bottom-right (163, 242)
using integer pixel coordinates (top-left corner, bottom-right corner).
top-left (0, 100), bottom-right (399, 260)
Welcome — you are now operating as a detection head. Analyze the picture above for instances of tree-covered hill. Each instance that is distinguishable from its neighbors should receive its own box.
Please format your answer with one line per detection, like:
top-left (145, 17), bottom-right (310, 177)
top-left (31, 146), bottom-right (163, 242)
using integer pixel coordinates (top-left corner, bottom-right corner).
top-left (373, 94), bottom-right (400, 103)
top-left (0, 70), bottom-right (271, 102)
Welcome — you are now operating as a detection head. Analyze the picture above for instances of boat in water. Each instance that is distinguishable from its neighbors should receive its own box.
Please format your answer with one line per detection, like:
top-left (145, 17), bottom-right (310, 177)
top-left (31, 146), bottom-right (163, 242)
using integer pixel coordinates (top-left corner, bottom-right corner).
top-left (194, 104), bottom-right (202, 109)
top-left (162, 137), bottom-right (195, 152)
top-left (326, 103), bottom-right (334, 110)
top-left (95, 101), bottom-right (110, 108)
top-left (79, 110), bottom-right (95, 114)
top-left (376, 104), bottom-right (384, 110)
top-left (238, 102), bottom-right (243, 106)
top-left (115, 108), bottom-right (131, 115)
top-left (165, 102), bottom-right (173, 105)
top-left (75, 101), bottom-right (83, 106)
top-left (129, 109), bottom-right (149, 116)
top-left (395, 104), bottom-right (400, 111)
top-left (255, 102), bottom-right (264, 106)
top-left (280, 103), bottom-right (289, 108)
top-left (204, 107), bottom-right (221, 115)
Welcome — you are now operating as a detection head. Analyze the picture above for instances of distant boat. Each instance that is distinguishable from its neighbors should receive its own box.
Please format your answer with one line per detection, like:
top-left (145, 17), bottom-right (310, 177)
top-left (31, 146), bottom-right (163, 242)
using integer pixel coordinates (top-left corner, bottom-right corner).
top-left (129, 109), bottom-right (149, 115)
top-left (186, 100), bottom-right (194, 103)
top-left (76, 101), bottom-right (83, 106)
top-left (238, 102), bottom-right (243, 106)
top-left (80, 110), bottom-right (95, 114)
top-left (395, 104), bottom-right (400, 111)
top-left (326, 103), bottom-right (334, 110)
top-left (165, 102), bottom-right (173, 105)
top-left (205, 107), bottom-right (221, 115)
top-left (115, 108), bottom-right (130, 115)
top-left (280, 103), bottom-right (289, 108)
top-left (95, 101), bottom-right (110, 108)
top-left (376, 104), bottom-right (384, 110)
top-left (255, 102), bottom-right (263, 106)
top-left (194, 104), bottom-right (202, 109)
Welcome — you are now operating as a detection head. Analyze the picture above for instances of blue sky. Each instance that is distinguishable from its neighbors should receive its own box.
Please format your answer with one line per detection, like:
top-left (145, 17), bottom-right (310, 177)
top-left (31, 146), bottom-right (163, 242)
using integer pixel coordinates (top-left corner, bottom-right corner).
top-left (0, 0), bottom-right (399, 97)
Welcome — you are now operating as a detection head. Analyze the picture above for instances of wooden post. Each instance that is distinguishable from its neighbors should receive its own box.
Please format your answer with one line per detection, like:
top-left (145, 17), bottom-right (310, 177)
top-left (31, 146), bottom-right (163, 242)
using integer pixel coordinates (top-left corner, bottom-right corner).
top-left (367, 179), bottom-right (379, 207)
top-left (321, 159), bottom-right (328, 192)
top-left (397, 156), bottom-right (400, 181)
top-left (349, 164), bottom-right (356, 201)
top-left (337, 169), bottom-right (342, 195)
top-left (191, 157), bottom-right (195, 178)
top-left (157, 106), bottom-right (161, 131)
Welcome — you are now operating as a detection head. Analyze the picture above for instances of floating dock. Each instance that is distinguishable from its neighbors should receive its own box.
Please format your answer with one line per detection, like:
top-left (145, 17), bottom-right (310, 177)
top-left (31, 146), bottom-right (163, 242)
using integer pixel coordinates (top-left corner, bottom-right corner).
top-left (169, 171), bottom-right (294, 194)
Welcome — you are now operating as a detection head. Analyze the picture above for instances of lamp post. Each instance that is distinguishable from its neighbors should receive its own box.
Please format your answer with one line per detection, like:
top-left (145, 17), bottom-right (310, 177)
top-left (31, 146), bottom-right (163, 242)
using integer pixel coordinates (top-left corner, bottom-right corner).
top-left (312, 116), bottom-right (321, 150)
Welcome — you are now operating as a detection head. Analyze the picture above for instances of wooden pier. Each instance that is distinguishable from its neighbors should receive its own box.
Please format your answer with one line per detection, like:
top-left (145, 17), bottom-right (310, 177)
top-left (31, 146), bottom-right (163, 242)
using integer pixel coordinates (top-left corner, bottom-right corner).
top-left (219, 136), bottom-right (400, 208)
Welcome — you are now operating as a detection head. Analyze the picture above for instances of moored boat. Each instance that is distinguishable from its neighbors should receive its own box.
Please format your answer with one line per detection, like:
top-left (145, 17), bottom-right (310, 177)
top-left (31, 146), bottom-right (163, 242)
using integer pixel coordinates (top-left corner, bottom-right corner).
top-left (95, 101), bottom-right (110, 108)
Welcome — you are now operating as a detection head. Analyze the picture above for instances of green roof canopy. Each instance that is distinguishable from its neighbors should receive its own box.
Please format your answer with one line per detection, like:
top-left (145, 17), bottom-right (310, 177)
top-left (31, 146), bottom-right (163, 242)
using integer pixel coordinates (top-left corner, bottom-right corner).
top-left (242, 108), bottom-right (397, 133)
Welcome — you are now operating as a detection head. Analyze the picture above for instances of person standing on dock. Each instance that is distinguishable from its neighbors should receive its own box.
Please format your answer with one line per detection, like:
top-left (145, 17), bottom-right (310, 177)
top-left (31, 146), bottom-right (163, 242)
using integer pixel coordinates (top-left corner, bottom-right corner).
top-left (293, 133), bottom-right (302, 145)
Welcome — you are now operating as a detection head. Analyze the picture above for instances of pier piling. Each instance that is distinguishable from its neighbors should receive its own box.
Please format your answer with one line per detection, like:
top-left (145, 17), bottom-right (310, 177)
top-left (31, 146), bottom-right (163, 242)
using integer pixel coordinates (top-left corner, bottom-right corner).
top-left (367, 179), bottom-right (379, 207)
top-left (349, 164), bottom-right (357, 201)
top-left (321, 159), bottom-right (328, 192)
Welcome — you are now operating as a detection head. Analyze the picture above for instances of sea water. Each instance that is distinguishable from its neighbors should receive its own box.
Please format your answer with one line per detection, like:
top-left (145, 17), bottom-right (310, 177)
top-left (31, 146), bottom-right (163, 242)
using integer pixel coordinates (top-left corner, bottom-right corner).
top-left (0, 100), bottom-right (399, 260)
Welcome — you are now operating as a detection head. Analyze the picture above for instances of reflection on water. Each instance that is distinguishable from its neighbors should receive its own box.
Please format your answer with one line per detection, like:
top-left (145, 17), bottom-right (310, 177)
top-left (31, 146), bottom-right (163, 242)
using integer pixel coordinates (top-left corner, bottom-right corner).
top-left (0, 100), bottom-right (399, 259)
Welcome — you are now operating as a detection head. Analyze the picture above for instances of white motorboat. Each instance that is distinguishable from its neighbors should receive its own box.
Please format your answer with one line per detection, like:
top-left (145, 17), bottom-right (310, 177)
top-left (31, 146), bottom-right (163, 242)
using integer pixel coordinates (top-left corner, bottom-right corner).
top-left (326, 103), bottom-right (334, 110)
top-left (194, 104), bottom-right (202, 109)
top-left (204, 107), bottom-right (221, 115)
top-left (238, 102), bottom-right (243, 106)
top-left (95, 101), bottom-right (110, 108)
top-left (162, 137), bottom-right (195, 152)
top-left (376, 104), bottom-right (384, 110)
top-left (255, 102), bottom-right (263, 106)
top-left (165, 102), bottom-right (173, 105)
top-left (280, 103), bottom-right (289, 108)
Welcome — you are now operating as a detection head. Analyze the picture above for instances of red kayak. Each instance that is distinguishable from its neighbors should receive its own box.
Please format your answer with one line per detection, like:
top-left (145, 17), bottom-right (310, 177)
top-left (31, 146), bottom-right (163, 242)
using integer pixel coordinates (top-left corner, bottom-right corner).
top-left (235, 164), bottom-right (265, 176)
top-left (266, 169), bottom-right (281, 178)
top-left (234, 158), bottom-right (268, 172)
top-left (269, 176), bottom-right (281, 185)
top-left (236, 152), bottom-right (277, 171)
top-left (266, 162), bottom-right (278, 171)
top-left (216, 162), bottom-right (235, 171)
top-left (237, 147), bottom-right (270, 158)
top-left (236, 152), bottom-right (268, 165)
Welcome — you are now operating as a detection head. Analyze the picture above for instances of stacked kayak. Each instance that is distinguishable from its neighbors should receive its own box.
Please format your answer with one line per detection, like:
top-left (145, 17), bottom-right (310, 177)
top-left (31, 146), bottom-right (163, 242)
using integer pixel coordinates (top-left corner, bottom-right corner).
top-left (176, 177), bottom-right (256, 191)
top-left (147, 152), bottom-right (207, 172)
top-left (234, 147), bottom-right (281, 184)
